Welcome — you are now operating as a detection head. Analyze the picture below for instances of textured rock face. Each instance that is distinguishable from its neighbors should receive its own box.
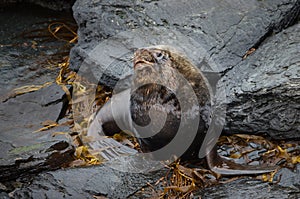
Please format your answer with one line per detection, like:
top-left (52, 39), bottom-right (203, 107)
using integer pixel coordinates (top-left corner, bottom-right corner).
top-left (197, 172), bottom-right (300, 199)
top-left (0, 4), bottom-right (75, 185)
top-left (0, 84), bottom-right (75, 182)
top-left (223, 23), bottom-right (300, 139)
top-left (9, 158), bottom-right (300, 198)
top-left (11, 163), bottom-right (166, 199)
top-left (70, 0), bottom-right (299, 72)
top-left (70, 0), bottom-right (300, 139)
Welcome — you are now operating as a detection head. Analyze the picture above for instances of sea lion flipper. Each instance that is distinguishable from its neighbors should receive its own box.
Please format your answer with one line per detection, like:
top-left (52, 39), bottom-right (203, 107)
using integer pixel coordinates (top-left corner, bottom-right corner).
top-left (88, 89), bottom-right (132, 137)
top-left (206, 146), bottom-right (278, 175)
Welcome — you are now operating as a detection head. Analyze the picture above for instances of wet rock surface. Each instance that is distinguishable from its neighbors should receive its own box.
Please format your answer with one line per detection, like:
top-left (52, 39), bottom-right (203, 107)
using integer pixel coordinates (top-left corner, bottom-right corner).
top-left (0, 83), bottom-right (75, 182)
top-left (70, 0), bottom-right (300, 73)
top-left (198, 165), bottom-right (300, 198)
top-left (10, 163), bottom-right (166, 199)
top-left (223, 22), bottom-right (300, 139)
top-left (129, 165), bottom-right (300, 198)
top-left (198, 177), bottom-right (300, 199)
top-left (273, 164), bottom-right (300, 190)
top-left (1, 84), bottom-right (65, 145)
top-left (0, 3), bottom-right (75, 191)
top-left (6, 162), bottom-right (300, 198)
top-left (70, 0), bottom-right (300, 139)
top-left (0, 4), bottom-right (73, 94)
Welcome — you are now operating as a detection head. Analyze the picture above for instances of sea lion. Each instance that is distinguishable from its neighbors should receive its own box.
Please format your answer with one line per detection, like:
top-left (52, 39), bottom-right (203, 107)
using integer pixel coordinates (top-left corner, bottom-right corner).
top-left (87, 46), bottom-right (276, 175)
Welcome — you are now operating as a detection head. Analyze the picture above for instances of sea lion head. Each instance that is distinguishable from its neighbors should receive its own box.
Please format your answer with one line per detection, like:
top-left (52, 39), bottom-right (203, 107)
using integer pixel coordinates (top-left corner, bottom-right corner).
top-left (133, 46), bottom-right (178, 91)
top-left (132, 45), bottom-right (210, 106)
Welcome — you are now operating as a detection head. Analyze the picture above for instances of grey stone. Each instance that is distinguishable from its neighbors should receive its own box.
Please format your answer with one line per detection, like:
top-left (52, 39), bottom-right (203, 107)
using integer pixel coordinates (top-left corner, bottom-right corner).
top-left (12, 164), bottom-right (300, 199)
top-left (70, 0), bottom-right (299, 73)
top-left (0, 192), bottom-right (10, 199)
top-left (223, 22), bottom-right (300, 139)
top-left (0, 84), bottom-right (66, 146)
top-left (0, 84), bottom-right (75, 182)
top-left (0, 140), bottom-right (74, 182)
top-left (0, 4), bottom-right (73, 94)
top-left (0, 2), bottom-right (75, 194)
top-left (197, 177), bottom-right (300, 199)
top-left (11, 163), bottom-right (166, 199)
top-left (273, 164), bottom-right (300, 190)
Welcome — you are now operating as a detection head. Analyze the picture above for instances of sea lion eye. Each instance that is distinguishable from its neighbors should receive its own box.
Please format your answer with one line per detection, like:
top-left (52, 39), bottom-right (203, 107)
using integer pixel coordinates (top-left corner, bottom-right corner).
top-left (154, 51), bottom-right (167, 62)
top-left (156, 52), bottom-right (163, 59)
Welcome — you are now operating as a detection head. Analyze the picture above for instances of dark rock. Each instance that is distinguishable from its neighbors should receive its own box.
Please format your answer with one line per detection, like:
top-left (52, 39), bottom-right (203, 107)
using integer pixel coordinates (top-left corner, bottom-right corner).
top-left (0, 4), bottom-right (74, 94)
top-left (70, 0), bottom-right (299, 73)
top-left (183, 165), bottom-right (300, 198)
top-left (129, 165), bottom-right (300, 198)
top-left (10, 163), bottom-right (300, 199)
top-left (196, 178), bottom-right (300, 199)
top-left (0, 2), bottom-right (75, 195)
top-left (0, 84), bottom-right (66, 146)
top-left (0, 84), bottom-right (75, 182)
top-left (273, 164), bottom-right (300, 190)
top-left (70, 0), bottom-right (300, 139)
top-left (0, 192), bottom-right (10, 199)
top-left (0, 140), bottom-right (74, 182)
top-left (11, 163), bottom-right (166, 199)
top-left (223, 22), bottom-right (300, 139)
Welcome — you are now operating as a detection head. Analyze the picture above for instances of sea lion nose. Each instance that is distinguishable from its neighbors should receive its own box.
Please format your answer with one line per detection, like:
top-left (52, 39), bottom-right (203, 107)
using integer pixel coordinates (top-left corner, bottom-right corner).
top-left (134, 49), bottom-right (155, 65)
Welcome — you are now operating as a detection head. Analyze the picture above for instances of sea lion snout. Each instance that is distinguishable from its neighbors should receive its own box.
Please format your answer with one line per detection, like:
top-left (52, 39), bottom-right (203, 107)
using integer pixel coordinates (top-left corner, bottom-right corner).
top-left (134, 49), bottom-right (155, 68)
